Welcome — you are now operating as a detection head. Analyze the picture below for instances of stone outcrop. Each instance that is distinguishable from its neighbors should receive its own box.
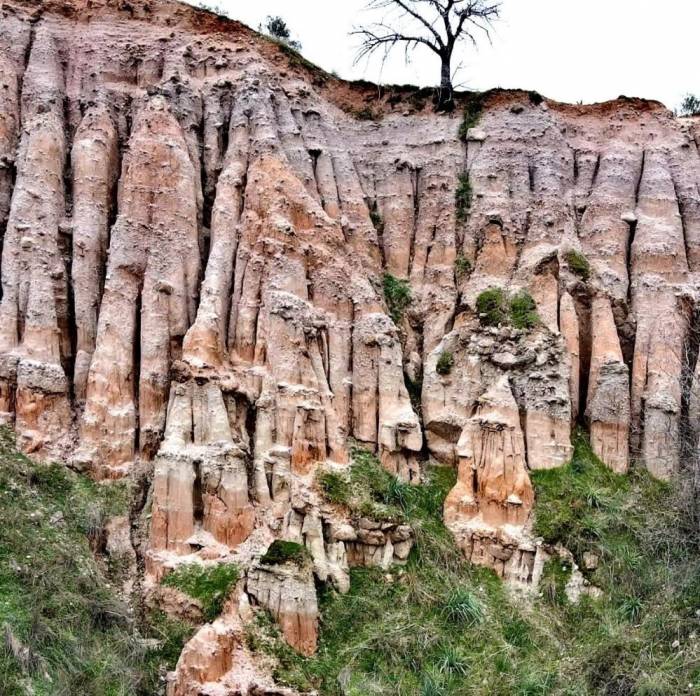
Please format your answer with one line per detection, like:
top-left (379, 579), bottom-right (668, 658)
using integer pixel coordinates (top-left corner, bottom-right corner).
top-left (167, 599), bottom-right (301, 696)
top-left (2, 0), bottom-right (697, 481)
top-left (443, 377), bottom-right (540, 586)
top-left (246, 559), bottom-right (319, 657)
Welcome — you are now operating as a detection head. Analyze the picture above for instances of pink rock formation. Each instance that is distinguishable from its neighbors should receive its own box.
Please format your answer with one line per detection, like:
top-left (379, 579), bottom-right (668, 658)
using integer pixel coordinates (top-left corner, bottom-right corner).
top-left (444, 377), bottom-right (537, 584)
top-left (2, 0), bottom-right (700, 687)
top-left (246, 560), bottom-right (319, 657)
top-left (586, 294), bottom-right (630, 473)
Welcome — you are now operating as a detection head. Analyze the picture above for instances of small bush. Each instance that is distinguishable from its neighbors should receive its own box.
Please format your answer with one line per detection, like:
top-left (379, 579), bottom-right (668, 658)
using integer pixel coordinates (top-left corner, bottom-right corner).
top-left (679, 93), bottom-right (700, 117)
top-left (455, 172), bottom-right (472, 221)
top-left (454, 254), bottom-right (472, 278)
top-left (383, 273), bottom-right (412, 324)
top-left (355, 106), bottom-right (379, 121)
top-left (260, 540), bottom-right (310, 568)
top-left (476, 287), bottom-right (507, 326)
top-left (565, 250), bottom-right (591, 281)
top-left (528, 90), bottom-right (544, 106)
top-left (509, 291), bottom-right (539, 329)
top-left (163, 562), bottom-right (239, 621)
top-left (442, 588), bottom-right (484, 626)
top-left (458, 92), bottom-right (485, 141)
top-left (476, 288), bottom-right (539, 329)
top-left (436, 351), bottom-right (454, 376)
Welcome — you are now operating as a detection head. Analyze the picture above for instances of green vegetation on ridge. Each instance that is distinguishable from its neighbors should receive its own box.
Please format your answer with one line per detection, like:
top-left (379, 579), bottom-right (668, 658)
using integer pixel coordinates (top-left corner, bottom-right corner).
top-left (163, 562), bottom-right (239, 622)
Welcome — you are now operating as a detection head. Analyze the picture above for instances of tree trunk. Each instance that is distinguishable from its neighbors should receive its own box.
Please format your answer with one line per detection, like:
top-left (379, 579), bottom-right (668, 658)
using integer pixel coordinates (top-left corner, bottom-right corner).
top-left (437, 53), bottom-right (454, 111)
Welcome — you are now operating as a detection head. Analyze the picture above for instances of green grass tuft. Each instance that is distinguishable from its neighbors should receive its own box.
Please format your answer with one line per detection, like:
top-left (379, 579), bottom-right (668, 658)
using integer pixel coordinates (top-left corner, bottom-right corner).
top-left (509, 291), bottom-right (539, 329)
top-left (163, 563), bottom-right (239, 622)
top-left (565, 250), bottom-right (591, 281)
top-left (442, 588), bottom-right (484, 626)
top-left (455, 172), bottom-right (472, 221)
top-left (383, 273), bottom-right (412, 324)
top-left (260, 540), bottom-right (311, 568)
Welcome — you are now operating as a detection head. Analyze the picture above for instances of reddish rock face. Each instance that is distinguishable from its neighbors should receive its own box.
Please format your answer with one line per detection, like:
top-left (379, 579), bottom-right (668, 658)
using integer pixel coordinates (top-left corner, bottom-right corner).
top-left (2, 0), bottom-right (696, 480)
top-left (2, 0), bottom-right (700, 689)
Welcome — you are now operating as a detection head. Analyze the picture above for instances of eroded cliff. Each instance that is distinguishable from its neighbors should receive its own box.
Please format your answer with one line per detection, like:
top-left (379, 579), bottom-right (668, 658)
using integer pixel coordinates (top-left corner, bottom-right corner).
top-left (1, 0), bottom-right (700, 692)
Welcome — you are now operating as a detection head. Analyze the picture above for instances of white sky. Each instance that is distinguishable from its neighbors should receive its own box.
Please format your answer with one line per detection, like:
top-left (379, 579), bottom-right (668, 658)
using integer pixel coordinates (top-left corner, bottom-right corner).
top-left (188, 0), bottom-right (700, 110)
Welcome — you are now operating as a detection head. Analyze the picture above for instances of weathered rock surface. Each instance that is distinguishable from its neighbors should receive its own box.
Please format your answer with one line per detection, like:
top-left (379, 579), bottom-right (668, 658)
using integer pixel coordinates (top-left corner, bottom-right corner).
top-left (443, 376), bottom-right (540, 585)
top-left (246, 560), bottom-right (319, 657)
top-left (2, 0), bottom-right (700, 690)
top-left (2, 0), bottom-right (697, 482)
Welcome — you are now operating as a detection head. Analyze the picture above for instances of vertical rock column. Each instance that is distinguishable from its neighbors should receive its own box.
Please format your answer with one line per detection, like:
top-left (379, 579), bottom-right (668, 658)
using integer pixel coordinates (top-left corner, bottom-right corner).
top-left (71, 105), bottom-right (118, 402)
top-left (444, 376), bottom-right (537, 584)
top-left (630, 151), bottom-right (689, 479)
top-left (352, 313), bottom-right (423, 482)
top-left (79, 96), bottom-right (200, 477)
top-left (0, 29), bottom-right (71, 452)
top-left (586, 294), bottom-right (630, 473)
top-left (0, 52), bottom-right (18, 249)
top-left (559, 291), bottom-right (581, 422)
top-left (148, 381), bottom-right (255, 571)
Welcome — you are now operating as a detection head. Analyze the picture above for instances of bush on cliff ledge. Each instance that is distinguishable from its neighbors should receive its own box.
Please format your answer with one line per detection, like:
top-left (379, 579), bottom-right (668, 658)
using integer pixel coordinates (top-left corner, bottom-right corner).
top-left (383, 273), bottom-right (412, 324)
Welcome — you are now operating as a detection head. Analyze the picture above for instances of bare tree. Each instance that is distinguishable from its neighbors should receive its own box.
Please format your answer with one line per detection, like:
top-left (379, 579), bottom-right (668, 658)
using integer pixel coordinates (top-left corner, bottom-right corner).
top-left (353, 0), bottom-right (501, 110)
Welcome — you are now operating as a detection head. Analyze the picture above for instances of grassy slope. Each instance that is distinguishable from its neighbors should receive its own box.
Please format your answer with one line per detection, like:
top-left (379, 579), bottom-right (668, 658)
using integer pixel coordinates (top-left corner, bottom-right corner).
top-left (0, 428), bottom-right (191, 696)
top-left (252, 436), bottom-right (700, 695)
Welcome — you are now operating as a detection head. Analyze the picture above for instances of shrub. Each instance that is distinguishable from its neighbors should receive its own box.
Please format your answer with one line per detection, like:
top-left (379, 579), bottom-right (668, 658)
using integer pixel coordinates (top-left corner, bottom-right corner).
top-left (458, 92), bottom-right (485, 141)
top-left (383, 273), bottom-right (412, 324)
top-left (454, 254), bottom-right (472, 278)
top-left (455, 172), bottom-right (472, 221)
top-left (565, 250), bottom-right (591, 281)
top-left (436, 351), bottom-right (454, 376)
top-left (355, 106), bottom-right (380, 121)
top-left (679, 93), bottom-right (700, 117)
top-left (262, 15), bottom-right (301, 50)
top-left (260, 540), bottom-right (310, 568)
top-left (476, 287), bottom-right (507, 326)
top-left (509, 290), bottom-right (539, 329)
top-left (528, 90), bottom-right (544, 106)
top-left (163, 562), bottom-right (239, 622)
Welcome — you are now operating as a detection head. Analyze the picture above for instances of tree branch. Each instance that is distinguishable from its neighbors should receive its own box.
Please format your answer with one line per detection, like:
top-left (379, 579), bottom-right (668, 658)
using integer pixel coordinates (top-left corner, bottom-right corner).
top-left (352, 24), bottom-right (441, 65)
